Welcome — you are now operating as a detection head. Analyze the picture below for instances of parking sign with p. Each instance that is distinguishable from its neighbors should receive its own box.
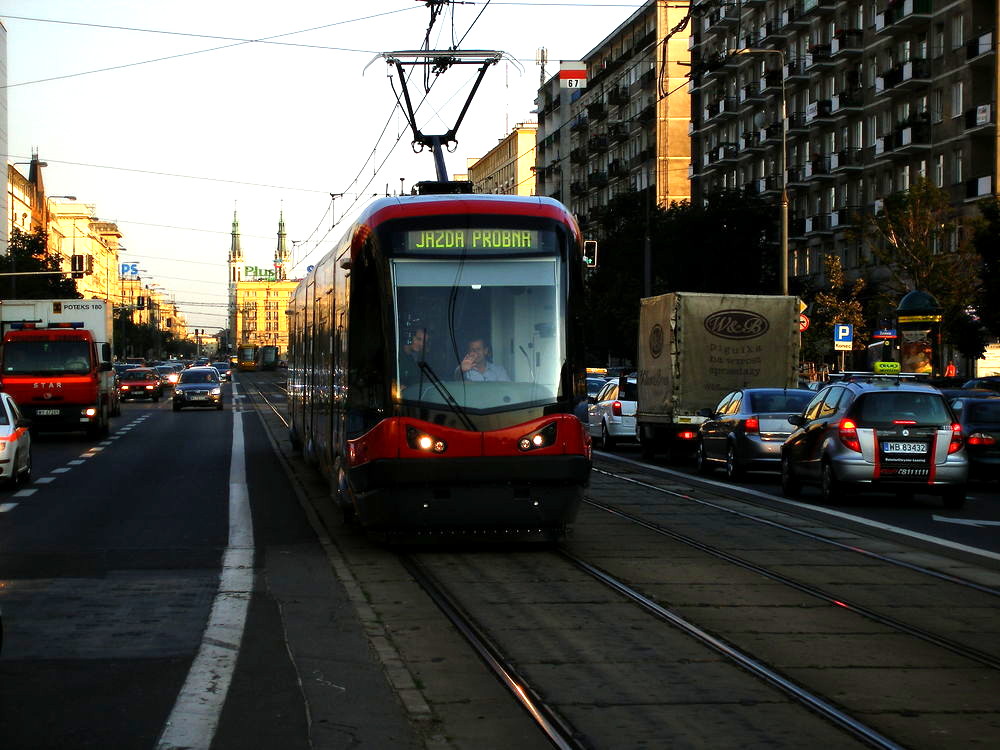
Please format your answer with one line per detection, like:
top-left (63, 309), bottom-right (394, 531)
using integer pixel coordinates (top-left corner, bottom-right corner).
top-left (834, 323), bottom-right (853, 351)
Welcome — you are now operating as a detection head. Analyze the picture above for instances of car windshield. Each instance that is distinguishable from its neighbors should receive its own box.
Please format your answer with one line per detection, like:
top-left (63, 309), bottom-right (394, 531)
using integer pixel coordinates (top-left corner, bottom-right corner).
top-left (121, 369), bottom-right (154, 381)
top-left (855, 392), bottom-right (951, 424)
top-left (748, 391), bottom-right (814, 413)
top-left (966, 400), bottom-right (1000, 423)
top-left (392, 255), bottom-right (564, 413)
top-left (2, 340), bottom-right (92, 375)
top-left (212, 363), bottom-right (229, 371)
top-left (180, 371), bottom-right (218, 384)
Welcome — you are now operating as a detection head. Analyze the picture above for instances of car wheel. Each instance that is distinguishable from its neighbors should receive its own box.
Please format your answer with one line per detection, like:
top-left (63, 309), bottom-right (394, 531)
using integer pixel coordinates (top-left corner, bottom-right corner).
top-left (780, 455), bottom-right (800, 497)
top-left (20, 450), bottom-right (31, 484)
top-left (172, 403), bottom-right (181, 412)
top-left (725, 444), bottom-right (743, 481)
top-left (216, 403), bottom-right (224, 411)
top-left (601, 422), bottom-right (616, 451)
top-left (152, 394), bottom-right (161, 402)
top-left (10, 452), bottom-right (23, 488)
top-left (820, 461), bottom-right (842, 503)
top-left (695, 440), bottom-right (712, 474)
top-left (942, 487), bottom-right (966, 510)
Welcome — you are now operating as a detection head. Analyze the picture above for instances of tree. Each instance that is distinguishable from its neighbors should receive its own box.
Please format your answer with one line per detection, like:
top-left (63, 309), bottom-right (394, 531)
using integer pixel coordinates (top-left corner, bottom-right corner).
top-left (801, 254), bottom-right (868, 367)
top-left (855, 178), bottom-right (985, 360)
top-left (4, 228), bottom-right (81, 299)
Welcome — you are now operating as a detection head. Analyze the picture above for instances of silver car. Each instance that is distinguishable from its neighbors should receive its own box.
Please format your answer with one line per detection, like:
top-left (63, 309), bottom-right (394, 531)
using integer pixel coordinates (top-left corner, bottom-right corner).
top-left (781, 377), bottom-right (968, 507)
top-left (696, 387), bottom-right (814, 479)
top-left (587, 377), bottom-right (637, 450)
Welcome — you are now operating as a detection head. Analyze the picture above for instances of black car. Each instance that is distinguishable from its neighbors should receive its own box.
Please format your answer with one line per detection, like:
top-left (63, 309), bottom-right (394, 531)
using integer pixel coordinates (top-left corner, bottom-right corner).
top-left (173, 367), bottom-right (223, 411)
top-left (962, 376), bottom-right (1000, 393)
top-left (118, 367), bottom-right (163, 401)
top-left (950, 396), bottom-right (1000, 480)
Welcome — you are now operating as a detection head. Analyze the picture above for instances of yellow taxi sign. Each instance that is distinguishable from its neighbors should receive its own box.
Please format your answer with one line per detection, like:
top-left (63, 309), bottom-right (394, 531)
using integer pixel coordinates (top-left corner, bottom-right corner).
top-left (874, 360), bottom-right (901, 375)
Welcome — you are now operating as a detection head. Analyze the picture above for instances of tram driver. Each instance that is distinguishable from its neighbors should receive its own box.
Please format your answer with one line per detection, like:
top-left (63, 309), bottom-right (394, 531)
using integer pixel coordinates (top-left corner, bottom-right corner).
top-left (456, 336), bottom-right (509, 382)
top-left (398, 326), bottom-right (429, 390)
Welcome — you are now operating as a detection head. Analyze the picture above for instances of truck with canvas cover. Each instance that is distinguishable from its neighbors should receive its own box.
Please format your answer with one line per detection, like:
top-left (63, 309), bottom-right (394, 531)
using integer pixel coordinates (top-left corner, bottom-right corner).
top-left (0, 299), bottom-right (118, 437)
top-left (636, 292), bottom-right (800, 459)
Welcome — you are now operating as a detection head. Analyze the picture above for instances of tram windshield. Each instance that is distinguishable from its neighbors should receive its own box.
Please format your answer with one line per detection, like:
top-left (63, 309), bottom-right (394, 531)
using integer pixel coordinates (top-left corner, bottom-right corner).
top-left (392, 256), bottom-right (564, 412)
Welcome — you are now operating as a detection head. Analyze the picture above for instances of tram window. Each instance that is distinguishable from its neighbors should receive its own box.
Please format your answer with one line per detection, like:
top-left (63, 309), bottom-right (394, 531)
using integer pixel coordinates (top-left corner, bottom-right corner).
top-left (392, 257), bottom-right (565, 411)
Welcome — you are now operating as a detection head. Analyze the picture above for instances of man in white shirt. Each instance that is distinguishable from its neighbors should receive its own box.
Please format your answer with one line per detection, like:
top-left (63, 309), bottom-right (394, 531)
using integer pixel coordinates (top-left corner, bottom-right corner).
top-left (457, 337), bottom-right (509, 382)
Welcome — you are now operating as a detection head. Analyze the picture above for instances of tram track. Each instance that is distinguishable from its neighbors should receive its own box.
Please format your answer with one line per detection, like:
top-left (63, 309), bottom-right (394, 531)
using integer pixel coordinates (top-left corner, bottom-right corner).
top-left (237, 377), bottom-right (1000, 748)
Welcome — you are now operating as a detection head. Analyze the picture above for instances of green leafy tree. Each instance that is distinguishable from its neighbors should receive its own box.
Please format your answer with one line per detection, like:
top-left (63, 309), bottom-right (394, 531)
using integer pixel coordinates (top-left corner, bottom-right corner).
top-left (4, 228), bottom-right (81, 299)
top-left (856, 178), bottom-right (985, 360)
top-left (801, 254), bottom-right (867, 366)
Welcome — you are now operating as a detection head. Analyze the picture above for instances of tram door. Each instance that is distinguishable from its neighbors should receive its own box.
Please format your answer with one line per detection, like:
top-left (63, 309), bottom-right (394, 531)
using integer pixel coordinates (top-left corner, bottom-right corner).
top-left (303, 279), bottom-right (316, 458)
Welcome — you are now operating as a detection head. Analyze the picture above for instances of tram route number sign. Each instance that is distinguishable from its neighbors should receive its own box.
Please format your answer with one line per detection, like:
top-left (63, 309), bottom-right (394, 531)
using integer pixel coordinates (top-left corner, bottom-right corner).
top-left (560, 61), bottom-right (587, 89)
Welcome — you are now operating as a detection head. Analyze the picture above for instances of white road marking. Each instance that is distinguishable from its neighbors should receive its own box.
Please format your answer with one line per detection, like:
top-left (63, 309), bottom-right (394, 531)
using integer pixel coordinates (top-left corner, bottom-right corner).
top-left (157, 380), bottom-right (253, 750)
top-left (34, 477), bottom-right (55, 484)
top-left (68, 460), bottom-right (86, 465)
top-left (932, 515), bottom-right (1000, 527)
top-left (13, 489), bottom-right (37, 497)
top-left (0, 503), bottom-right (18, 512)
top-left (51, 468), bottom-right (71, 474)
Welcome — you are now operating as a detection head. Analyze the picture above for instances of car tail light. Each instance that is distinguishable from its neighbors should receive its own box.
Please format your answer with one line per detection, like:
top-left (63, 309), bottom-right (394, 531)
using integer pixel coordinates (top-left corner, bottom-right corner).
top-left (839, 418), bottom-right (861, 453)
top-left (744, 416), bottom-right (759, 434)
top-left (967, 431), bottom-right (997, 446)
top-left (893, 419), bottom-right (917, 425)
top-left (677, 430), bottom-right (698, 441)
top-left (948, 423), bottom-right (964, 454)
top-left (612, 400), bottom-right (622, 416)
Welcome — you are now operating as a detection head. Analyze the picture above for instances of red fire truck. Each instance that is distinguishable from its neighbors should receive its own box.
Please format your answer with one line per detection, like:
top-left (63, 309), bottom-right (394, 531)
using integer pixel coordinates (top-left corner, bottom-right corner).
top-left (0, 299), bottom-right (119, 437)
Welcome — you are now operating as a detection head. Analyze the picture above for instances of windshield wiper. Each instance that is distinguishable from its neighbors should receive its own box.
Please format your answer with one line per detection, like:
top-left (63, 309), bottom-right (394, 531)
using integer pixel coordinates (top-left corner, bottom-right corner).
top-left (418, 361), bottom-right (476, 431)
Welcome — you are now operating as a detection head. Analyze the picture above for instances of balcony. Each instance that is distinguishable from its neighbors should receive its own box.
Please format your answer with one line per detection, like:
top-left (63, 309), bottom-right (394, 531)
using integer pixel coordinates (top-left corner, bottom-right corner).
top-left (755, 174), bottom-right (784, 196)
top-left (587, 171), bottom-right (608, 189)
top-left (587, 101), bottom-right (607, 120)
top-left (830, 148), bottom-right (864, 172)
top-left (570, 147), bottom-right (588, 165)
top-left (830, 206), bottom-right (861, 230)
top-left (784, 57), bottom-right (810, 82)
top-left (607, 86), bottom-right (629, 107)
top-left (717, 143), bottom-right (740, 164)
top-left (806, 44), bottom-right (835, 70)
top-left (966, 176), bottom-right (993, 201)
top-left (789, 217), bottom-right (808, 241)
top-left (805, 214), bottom-right (833, 235)
top-left (608, 122), bottom-right (629, 142)
top-left (781, 4), bottom-right (810, 30)
top-left (688, 33), bottom-right (701, 52)
top-left (965, 104), bottom-right (995, 133)
top-left (739, 82), bottom-right (761, 105)
top-left (967, 32), bottom-right (995, 66)
top-left (787, 167), bottom-right (809, 187)
top-left (875, 0), bottom-right (932, 34)
top-left (569, 116), bottom-right (589, 133)
top-left (758, 121), bottom-right (784, 144)
top-left (804, 156), bottom-right (833, 180)
top-left (759, 69), bottom-right (784, 95)
top-left (741, 130), bottom-right (762, 151)
top-left (830, 30), bottom-right (864, 57)
top-left (588, 134), bottom-right (609, 152)
top-left (570, 181), bottom-right (587, 197)
top-left (630, 147), bottom-right (655, 170)
top-left (894, 122), bottom-right (931, 153)
top-left (787, 111), bottom-right (810, 135)
top-left (637, 103), bottom-right (656, 125)
top-left (639, 68), bottom-right (656, 89)
top-left (608, 159), bottom-right (627, 179)
top-left (705, 6), bottom-right (740, 33)
top-left (758, 17), bottom-right (784, 44)
top-left (800, 0), bottom-right (836, 17)
top-left (875, 60), bottom-right (930, 96)
top-left (805, 99), bottom-right (834, 124)
top-left (831, 88), bottom-right (864, 113)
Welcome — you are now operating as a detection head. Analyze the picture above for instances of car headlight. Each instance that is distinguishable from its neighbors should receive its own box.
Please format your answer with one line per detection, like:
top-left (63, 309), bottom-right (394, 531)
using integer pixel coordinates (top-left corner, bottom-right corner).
top-left (210, 387), bottom-right (222, 395)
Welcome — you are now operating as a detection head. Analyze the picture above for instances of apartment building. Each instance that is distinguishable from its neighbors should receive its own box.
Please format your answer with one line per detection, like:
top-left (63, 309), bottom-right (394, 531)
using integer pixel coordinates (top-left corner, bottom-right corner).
top-left (468, 122), bottom-right (539, 195)
top-left (689, 0), bottom-right (998, 283)
top-left (534, 0), bottom-right (691, 234)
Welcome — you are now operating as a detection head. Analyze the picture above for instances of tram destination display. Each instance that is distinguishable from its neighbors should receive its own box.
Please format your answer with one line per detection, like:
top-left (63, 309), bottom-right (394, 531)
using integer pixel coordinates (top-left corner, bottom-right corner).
top-left (403, 228), bottom-right (542, 252)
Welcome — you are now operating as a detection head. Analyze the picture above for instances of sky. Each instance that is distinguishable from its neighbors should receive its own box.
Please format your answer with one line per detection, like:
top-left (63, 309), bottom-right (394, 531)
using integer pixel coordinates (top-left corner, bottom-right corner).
top-left (3, 0), bottom-right (643, 331)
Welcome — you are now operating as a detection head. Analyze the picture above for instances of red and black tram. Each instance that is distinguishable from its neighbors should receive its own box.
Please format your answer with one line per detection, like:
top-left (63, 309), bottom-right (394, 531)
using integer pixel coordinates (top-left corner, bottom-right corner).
top-left (287, 192), bottom-right (591, 539)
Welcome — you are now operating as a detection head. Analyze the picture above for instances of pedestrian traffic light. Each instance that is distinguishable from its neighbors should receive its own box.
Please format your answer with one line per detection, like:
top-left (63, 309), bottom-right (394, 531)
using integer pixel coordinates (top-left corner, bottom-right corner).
top-left (71, 254), bottom-right (85, 278)
top-left (583, 240), bottom-right (598, 268)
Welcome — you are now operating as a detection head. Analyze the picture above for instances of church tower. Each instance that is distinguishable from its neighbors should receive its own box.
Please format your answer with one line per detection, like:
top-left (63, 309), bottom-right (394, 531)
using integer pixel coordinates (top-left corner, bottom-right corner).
top-left (228, 210), bottom-right (244, 349)
top-left (274, 211), bottom-right (289, 281)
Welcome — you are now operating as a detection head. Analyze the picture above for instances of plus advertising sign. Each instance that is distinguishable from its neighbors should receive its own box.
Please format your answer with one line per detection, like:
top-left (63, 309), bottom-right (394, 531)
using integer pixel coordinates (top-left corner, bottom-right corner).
top-left (834, 323), bottom-right (854, 351)
top-left (559, 61), bottom-right (587, 89)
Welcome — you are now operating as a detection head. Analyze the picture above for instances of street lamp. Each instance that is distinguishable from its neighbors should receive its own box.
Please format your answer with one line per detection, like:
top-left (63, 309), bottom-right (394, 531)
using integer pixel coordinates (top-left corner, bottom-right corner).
top-left (732, 48), bottom-right (788, 296)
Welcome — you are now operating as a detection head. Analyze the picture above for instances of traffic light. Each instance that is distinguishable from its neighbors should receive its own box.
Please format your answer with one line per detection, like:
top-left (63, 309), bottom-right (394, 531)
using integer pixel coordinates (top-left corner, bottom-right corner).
top-left (71, 254), bottom-right (85, 278)
top-left (583, 240), bottom-right (598, 268)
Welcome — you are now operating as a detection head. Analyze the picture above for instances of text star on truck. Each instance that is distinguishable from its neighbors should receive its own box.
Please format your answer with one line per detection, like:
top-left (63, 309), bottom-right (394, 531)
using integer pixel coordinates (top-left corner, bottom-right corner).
top-left (0, 299), bottom-right (119, 437)
top-left (635, 292), bottom-right (801, 460)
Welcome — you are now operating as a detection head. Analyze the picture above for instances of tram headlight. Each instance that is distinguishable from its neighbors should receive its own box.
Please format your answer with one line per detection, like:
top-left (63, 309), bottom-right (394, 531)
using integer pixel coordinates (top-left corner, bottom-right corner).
top-left (406, 426), bottom-right (447, 454)
top-left (518, 421), bottom-right (557, 451)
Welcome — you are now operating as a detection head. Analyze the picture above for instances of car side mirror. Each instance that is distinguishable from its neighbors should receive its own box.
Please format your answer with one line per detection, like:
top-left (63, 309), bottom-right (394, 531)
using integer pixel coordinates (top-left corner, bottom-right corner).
top-left (16, 416), bottom-right (32, 429)
top-left (787, 414), bottom-right (805, 426)
top-left (587, 396), bottom-right (596, 404)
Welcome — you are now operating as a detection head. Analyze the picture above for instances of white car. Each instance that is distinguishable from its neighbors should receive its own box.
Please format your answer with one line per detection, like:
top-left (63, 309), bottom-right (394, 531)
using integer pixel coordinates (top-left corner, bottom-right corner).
top-left (0, 392), bottom-right (32, 486)
top-left (587, 377), bottom-right (638, 450)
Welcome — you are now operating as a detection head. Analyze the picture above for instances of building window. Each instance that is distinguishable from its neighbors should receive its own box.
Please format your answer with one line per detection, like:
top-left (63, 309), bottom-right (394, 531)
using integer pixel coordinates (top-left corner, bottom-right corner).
top-left (951, 81), bottom-right (964, 118)
top-left (952, 149), bottom-right (963, 185)
top-left (934, 153), bottom-right (944, 187)
top-left (951, 14), bottom-right (964, 49)
top-left (932, 89), bottom-right (943, 122)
